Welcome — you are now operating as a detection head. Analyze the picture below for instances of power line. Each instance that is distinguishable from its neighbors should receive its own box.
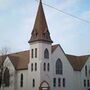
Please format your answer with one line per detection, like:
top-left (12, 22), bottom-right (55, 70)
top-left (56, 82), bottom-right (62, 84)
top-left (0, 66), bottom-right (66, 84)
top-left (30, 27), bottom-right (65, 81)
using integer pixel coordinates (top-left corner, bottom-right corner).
top-left (43, 3), bottom-right (90, 24)
top-left (35, 0), bottom-right (90, 24)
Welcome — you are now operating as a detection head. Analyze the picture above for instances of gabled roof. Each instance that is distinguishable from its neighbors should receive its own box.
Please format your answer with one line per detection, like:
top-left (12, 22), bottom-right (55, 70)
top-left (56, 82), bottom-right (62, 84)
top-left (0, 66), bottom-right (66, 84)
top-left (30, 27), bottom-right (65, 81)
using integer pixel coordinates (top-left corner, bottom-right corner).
top-left (66, 54), bottom-right (89, 71)
top-left (52, 44), bottom-right (89, 71)
top-left (0, 44), bottom-right (89, 71)
top-left (0, 55), bottom-right (7, 66)
top-left (0, 45), bottom-right (57, 70)
top-left (51, 45), bottom-right (89, 71)
top-left (51, 44), bottom-right (59, 53)
top-left (10, 50), bottom-right (29, 70)
top-left (0, 50), bottom-right (29, 70)
top-left (8, 56), bottom-right (19, 69)
top-left (29, 1), bottom-right (53, 43)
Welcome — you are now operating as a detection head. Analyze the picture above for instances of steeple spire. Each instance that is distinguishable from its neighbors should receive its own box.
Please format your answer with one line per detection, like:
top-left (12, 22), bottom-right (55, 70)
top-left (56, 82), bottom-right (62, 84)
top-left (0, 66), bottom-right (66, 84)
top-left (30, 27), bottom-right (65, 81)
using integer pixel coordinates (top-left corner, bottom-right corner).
top-left (28, 0), bottom-right (53, 43)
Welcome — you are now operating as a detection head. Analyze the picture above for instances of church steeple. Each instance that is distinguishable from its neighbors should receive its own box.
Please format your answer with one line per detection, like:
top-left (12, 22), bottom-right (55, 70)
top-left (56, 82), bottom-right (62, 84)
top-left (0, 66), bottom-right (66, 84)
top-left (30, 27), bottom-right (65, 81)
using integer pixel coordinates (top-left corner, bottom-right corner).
top-left (28, 0), bottom-right (53, 43)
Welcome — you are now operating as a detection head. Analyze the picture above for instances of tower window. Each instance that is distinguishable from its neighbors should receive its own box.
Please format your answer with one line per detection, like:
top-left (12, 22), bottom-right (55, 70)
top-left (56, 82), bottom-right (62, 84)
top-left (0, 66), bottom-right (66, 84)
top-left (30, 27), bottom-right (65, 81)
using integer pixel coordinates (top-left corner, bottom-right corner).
top-left (44, 48), bottom-right (49, 59)
top-left (32, 79), bottom-right (35, 87)
top-left (36, 32), bottom-right (38, 37)
top-left (47, 63), bottom-right (50, 71)
top-left (35, 48), bottom-right (37, 58)
top-left (85, 65), bottom-right (87, 77)
top-left (20, 73), bottom-right (23, 87)
top-left (31, 63), bottom-right (33, 71)
top-left (43, 63), bottom-right (46, 71)
top-left (53, 78), bottom-right (56, 87)
top-left (31, 49), bottom-right (34, 58)
top-left (56, 58), bottom-right (63, 74)
top-left (35, 63), bottom-right (37, 71)
top-left (58, 78), bottom-right (61, 87)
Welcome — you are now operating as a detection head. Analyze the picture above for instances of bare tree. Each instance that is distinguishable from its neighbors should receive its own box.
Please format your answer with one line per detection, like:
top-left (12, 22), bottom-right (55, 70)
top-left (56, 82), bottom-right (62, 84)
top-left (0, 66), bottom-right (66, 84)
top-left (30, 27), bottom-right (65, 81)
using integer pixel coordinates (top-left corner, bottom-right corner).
top-left (0, 47), bottom-right (10, 89)
top-left (0, 47), bottom-right (10, 56)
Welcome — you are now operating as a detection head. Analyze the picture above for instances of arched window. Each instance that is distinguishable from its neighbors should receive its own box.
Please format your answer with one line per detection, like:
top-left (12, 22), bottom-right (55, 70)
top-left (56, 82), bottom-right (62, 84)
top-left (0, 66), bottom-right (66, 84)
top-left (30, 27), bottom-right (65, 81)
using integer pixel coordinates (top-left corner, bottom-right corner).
top-left (0, 70), bottom-right (1, 87)
top-left (53, 78), bottom-right (56, 87)
top-left (31, 49), bottom-right (34, 58)
top-left (87, 80), bottom-right (90, 87)
top-left (63, 78), bottom-right (65, 87)
top-left (32, 79), bottom-right (35, 87)
top-left (31, 63), bottom-right (33, 71)
top-left (84, 79), bottom-right (86, 87)
top-left (85, 65), bottom-right (87, 77)
top-left (47, 63), bottom-right (50, 71)
top-left (58, 78), bottom-right (61, 87)
top-left (43, 63), bottom-right (46, 71)
top-left (35, 48), bottom-right (37, 58)
top-left (4, 67), bottom-right (10, 87)
top-left (56, 58), bottom-right (63, 74)
top-left (20, 73), bottom-right (23, 87)
top-left (44, 48), bottom-right (49, 59)
top-left (35, 63), bottom-right (37, 71)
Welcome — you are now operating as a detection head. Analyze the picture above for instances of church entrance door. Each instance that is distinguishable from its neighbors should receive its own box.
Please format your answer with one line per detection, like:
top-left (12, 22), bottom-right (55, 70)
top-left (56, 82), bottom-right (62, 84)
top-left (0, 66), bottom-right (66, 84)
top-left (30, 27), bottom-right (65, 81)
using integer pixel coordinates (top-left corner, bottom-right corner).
top-left (39, 81), bottom-right (50, 90)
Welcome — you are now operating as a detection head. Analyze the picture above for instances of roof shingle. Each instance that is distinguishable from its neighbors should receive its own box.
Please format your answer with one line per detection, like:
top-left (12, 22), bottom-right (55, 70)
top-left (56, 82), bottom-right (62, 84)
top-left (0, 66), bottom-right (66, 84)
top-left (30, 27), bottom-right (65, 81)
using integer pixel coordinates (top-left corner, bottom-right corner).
top-left (0, 45), bottom-right (89, 71)
top-left (28, 1), bottom-right (53, 43)
top-left (0, 50), bottom-right (29, 70)
top-left (66, 54), bottom-right (89, 71)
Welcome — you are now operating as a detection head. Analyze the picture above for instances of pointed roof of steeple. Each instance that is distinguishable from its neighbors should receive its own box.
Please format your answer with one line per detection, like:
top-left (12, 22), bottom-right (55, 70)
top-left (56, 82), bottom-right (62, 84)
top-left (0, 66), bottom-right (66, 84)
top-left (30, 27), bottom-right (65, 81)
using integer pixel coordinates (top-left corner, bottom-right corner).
top-left (28, 0), bottom-right (53, 43)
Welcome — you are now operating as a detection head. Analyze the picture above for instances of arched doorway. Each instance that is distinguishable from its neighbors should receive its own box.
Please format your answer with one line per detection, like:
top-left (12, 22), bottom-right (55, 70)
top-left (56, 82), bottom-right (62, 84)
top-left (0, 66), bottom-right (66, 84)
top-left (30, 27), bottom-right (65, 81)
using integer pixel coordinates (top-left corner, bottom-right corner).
top-left (39, 81), bottom-right (50, 90)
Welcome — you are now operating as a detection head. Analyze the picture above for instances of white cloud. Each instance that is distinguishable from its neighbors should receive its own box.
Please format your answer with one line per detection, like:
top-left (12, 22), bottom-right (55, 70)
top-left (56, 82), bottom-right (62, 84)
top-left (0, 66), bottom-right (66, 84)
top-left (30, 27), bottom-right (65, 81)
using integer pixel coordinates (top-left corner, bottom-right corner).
top-left (0, 0), bottom-right (14, 10)
top-left (53, 0), bottom-right (81, 10)
top-left (82, 11), bottom-right (90, 21)
top-left (43, 0), bottom-right (82, 31)
top-left (0, 0), bottom-right (89, 55)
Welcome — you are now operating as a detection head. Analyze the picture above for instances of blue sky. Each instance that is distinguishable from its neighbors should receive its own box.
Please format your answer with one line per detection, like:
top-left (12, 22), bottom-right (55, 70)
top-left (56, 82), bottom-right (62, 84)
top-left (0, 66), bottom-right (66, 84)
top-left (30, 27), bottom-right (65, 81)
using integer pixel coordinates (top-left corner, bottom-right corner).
top-left (0, 0), bottom-right (90, 55)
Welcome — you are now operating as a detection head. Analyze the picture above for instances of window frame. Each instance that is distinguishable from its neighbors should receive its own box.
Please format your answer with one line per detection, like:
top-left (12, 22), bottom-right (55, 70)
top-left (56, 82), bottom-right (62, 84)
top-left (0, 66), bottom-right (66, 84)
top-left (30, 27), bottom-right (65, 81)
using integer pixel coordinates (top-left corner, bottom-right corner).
top-left (87, 80), bottom-right (90, 87)
top-left (63, 78), bottom-right (65, 87)
top-left (47, 63), bottom-right (50, 71)
top-left (56, 58), bottom-right (63, 75)
top-left (43, 63), bottom-right (46, 71)
top-left (31, 63), bottom-right (33, 71)
top-left (85, 65), bottom-right (87, 77)
top-left (31, 49), bottom-right (34, 58)
top-left (35, 63), bottom-right (37, 71)
top-left (84, 79), bottom-right (86, 87)
top-left (4, 67), bottom-right (10, 87)
top-left (44, 48), bottom-right (49, 59)
top-left (58, 78), bottom-right (61, 87)
top-left (20, 73), bottom-right (23, 87)
top-left (53, 78), bottom-right (56, 87)
top-left (35, 48), bottom-right (37, 58)
top-left (32, 79), bottom-right (35, 87)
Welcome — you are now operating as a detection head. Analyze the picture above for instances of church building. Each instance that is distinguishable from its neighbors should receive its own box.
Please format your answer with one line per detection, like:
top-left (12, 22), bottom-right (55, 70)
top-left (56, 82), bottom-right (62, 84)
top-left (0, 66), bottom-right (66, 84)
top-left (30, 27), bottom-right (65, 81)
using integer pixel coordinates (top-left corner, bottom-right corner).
top-left (0, 1), bottom-right (90, 90)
